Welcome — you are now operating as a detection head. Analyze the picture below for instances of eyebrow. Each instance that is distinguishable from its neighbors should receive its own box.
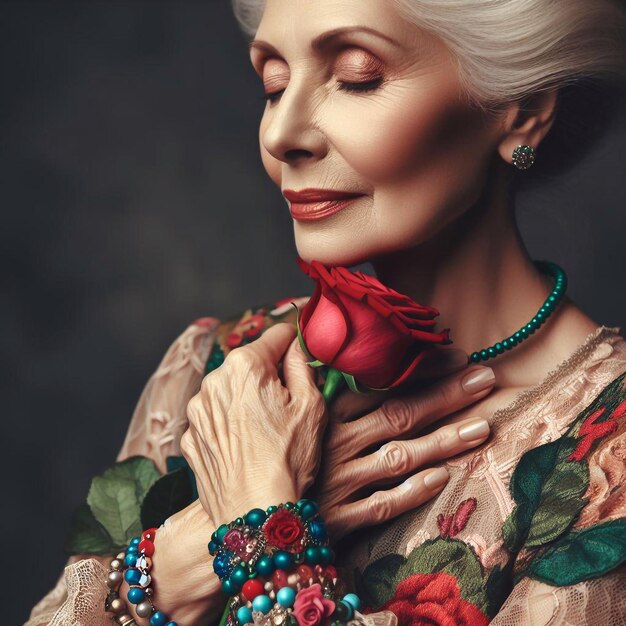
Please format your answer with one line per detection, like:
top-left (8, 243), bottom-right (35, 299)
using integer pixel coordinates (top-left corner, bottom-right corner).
top-left (248, 25), bottom-right (402, 55)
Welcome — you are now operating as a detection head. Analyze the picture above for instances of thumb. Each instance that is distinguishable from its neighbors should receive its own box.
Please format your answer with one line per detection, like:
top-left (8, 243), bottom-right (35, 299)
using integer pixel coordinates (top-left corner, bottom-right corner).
top-left (282, 335), bottom-right (319, 398)
top-left (248, 322), bottom-right (297, 366)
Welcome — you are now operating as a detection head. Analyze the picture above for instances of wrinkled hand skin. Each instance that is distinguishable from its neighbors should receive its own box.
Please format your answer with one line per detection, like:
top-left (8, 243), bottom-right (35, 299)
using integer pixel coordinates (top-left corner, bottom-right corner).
top-left (181, 322), bottom-right (328, 528)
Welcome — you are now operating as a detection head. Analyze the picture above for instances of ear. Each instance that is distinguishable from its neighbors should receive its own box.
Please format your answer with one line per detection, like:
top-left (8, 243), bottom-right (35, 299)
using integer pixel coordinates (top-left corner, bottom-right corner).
top-left (497, 88), bottom-right (559, 165)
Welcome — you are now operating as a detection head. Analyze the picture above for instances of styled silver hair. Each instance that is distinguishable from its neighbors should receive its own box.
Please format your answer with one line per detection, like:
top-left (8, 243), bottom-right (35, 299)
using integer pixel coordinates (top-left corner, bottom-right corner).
top-left (231, 0), bottom-right (626, 179)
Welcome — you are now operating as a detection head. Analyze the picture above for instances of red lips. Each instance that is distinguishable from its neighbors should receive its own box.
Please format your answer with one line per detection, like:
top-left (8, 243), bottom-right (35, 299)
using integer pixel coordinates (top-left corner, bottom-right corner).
top-left (283, 188), bottom-right (365, 221)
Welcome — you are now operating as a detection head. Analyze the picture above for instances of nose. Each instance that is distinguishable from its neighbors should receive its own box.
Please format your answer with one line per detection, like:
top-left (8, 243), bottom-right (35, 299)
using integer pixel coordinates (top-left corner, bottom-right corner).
top-left (261, 75), bottom-right (328, 164)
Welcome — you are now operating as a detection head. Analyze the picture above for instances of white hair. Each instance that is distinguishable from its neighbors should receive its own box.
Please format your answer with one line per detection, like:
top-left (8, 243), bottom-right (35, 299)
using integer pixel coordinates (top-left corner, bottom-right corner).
top-left (231, 0), bottom-right (626, 178)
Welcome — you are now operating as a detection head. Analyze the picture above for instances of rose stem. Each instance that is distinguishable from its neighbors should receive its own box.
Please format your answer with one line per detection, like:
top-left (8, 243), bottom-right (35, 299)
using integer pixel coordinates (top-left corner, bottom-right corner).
top-left (322, 367), bottom-right (346, 404)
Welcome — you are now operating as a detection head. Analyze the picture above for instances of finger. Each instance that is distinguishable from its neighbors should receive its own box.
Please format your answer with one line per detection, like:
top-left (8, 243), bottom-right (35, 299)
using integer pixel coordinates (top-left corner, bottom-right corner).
top-left (282, 337), bottom-right (320, 398)
top-left (334, 416), bottom-right (489, 491)
top-left (246, 322), bottom-right (297, 365)
top-left (330, 348), bottom-right (468, 424)
top-left (344, 364), bottom-right (495, 454)
top-left (327, 466), bottom-right (450, 537)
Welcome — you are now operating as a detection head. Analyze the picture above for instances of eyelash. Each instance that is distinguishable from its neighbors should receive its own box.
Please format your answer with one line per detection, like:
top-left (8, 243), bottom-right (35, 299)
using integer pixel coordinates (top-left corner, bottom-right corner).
top-left (259, 77), bottom-right (383, 103)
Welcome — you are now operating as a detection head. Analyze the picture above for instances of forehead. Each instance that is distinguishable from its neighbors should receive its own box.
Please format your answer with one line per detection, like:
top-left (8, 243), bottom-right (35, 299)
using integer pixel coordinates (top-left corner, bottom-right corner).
top-left (254, 0), bottom-right (416, 51)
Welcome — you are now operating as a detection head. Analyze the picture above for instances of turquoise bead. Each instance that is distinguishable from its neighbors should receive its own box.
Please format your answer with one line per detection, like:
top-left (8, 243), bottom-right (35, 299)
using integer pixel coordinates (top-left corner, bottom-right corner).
top-left (274, 551), bottom-right (294, 570)
top-left (235, 517), bottom-right (244, 525)
top-left (127, 545), bottom-right (138, 555)
top-left (276, 586), bottom-right (296, 608)
top-left (469, 352), bottom-right (481, 363)
top-left (487, 347), bottom-right (497, 358)
top-left (508, 336), bottom-right (518, 346)
top-left (127, 587), bottom-right (146, 604)
top-left (237, 607), bottom-right (253, 625)
top-left (308, 520), bottom-right (328, 542)
top-left (216, 524), bottom-right (230, 543)
top-left (252, 594), bottom-right (273, 614)
top-left (304, 546), bottom-right (320, 565)
top-left (124, 568), bottom-right (141, 585)
top-left (502, 339), bottom-right (511, 349)
top-left (130, 537), bottom-right (141, 546)
top-left (231, 565), bottom-right (248, 585)
top-left (495, 342), bottom-right (504, 354)
top-left (255, 556), bottom-right (274, 576)
top-left (165, 622), bottom-right (178, 626)
top-left (208, 540), bottom-right (218, 555)
top-left (285, 502), bottom-right (295, 510)
top-left (299, 500), bottom-right (319, 520)
top-left (267, 505), bottom-right (278, 514)
top-left (548, 294), bottom-right (557, 303)
top-left (343, 594), bottom-right (361, 611)
top-left (150, 612), bottom-right (167, 626)
top-left (319, 546), bottom-right (334, 565)
top-left (340, 600), bottom-right (354, 620)
top-left (479, 349), bottom-right (488, 360)
top-left (245, 508), bottom-right (267, 528)
top-left (520, 327), bottom-right (529, 337)
top-left (222, 579), bottom-right (235, 594)
top-left (124, 553), bottom-right (138, 567)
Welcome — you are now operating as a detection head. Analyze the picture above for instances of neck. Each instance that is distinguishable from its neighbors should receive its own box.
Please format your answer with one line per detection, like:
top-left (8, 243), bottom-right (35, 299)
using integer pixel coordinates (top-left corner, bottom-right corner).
top-left (371, 165), bottom-right (558, 387)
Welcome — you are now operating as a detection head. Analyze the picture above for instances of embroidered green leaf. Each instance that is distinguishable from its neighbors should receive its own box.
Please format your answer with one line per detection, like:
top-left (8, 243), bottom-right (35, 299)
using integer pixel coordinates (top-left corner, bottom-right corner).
top-left (485, 561), bottom-right (514, 618)
top-left (503, 435), bottom-right (591, 552)
top-left (141, 467), bottom-right (195, 529)
top-left (354, 554), bottom-right (406, 609)
top-left (87, 456), bottom-right (160, 547)
top-left (399, 537), bottom-right (488, 613)
top-left (523, 519), bottom-right (626, 586)
top-left (525, 445), bottom-right (588, 547)
top-left (65, 502), bottom-right (115, 555)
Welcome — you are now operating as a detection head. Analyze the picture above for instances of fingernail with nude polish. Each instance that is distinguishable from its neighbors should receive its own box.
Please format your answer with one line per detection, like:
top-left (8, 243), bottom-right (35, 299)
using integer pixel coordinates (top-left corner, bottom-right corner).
top-left (458, 418), bottom-right (490, 441)
top-left (423, 467), bottom-right (449, 489)
top-left (461, 367), bottom-right (495, 394)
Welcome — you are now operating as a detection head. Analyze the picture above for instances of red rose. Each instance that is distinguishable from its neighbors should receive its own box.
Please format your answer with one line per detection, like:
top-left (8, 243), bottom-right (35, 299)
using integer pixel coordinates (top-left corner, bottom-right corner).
top-left (263, 509), bottom-right (305, 551)
top-left (367, 572), bottom-right (489, 626)
top-left (296, 257), bottom-right (451, 390)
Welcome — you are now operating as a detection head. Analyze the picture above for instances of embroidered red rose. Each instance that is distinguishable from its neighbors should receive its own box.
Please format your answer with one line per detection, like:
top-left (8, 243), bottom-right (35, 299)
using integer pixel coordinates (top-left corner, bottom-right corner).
top-left (292, 583), bottom-right (336, 626)
top-left (366, 572), bottom-right (489, 626)
top-left (263, 509), bottom-right (305, 551)
top-left (295, 257), bottom-right (451, 400)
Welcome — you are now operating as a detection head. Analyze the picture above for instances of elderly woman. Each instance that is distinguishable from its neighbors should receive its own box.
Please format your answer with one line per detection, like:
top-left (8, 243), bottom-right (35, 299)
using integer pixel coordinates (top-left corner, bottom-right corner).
top-left (27, 0), bottom-right (626, 625)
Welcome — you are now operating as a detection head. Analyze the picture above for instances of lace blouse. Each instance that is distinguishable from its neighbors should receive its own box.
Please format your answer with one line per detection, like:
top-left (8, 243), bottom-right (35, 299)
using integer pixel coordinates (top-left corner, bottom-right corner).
top-left (25, 296), bottom-right (626, 626)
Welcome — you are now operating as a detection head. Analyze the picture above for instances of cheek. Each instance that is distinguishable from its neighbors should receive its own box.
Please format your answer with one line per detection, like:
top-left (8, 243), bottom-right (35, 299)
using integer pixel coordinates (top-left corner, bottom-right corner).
top-left (327, 81), bottom-right (489, 185)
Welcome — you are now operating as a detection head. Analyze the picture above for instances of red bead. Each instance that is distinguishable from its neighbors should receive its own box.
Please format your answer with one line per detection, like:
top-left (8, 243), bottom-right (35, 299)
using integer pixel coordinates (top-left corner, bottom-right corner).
top-left (141, 528), bottom-right (158, 542)
top-left (242, 579), bottom-right (265, 601)
top-left (325, 565), bottom-right (338, 580)
top-left (272, 569), bottom-right (289, 590)
top-left (138, 539), bottom-right (155, 557)
top-left (297, 565), bottom-right (314, 583)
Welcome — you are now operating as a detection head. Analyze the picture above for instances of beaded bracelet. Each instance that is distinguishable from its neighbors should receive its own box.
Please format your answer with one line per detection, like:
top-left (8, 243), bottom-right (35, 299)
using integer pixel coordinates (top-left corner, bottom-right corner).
top-left (104, 527), bottom-right (179, 626)
top-left (209, 499), bottom-right (363, 626)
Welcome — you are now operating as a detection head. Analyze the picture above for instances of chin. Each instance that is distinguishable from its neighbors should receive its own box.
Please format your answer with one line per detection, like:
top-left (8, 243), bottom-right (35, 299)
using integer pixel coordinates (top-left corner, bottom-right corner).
top-left (293, 233), bottom-right (373, 269)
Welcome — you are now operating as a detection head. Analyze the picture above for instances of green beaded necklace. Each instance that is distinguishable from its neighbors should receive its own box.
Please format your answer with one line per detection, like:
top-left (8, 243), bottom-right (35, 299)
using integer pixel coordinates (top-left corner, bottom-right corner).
top-left (468, 260), bottom-right (567, 364)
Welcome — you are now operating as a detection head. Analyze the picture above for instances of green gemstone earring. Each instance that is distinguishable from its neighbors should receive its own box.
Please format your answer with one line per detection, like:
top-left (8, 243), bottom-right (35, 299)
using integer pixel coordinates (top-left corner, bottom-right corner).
top-left (512, 144), bottom-right (536, 170)
top-left (468, 260), bottom-right (567, 364)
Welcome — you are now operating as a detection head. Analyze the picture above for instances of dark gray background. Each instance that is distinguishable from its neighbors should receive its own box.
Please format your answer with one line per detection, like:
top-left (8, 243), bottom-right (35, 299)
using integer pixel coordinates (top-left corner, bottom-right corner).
top-left (2, 2), bottom-right (624, 624)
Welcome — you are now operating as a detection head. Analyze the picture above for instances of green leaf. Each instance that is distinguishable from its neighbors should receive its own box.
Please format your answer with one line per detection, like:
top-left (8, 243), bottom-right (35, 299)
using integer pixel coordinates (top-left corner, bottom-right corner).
top-left (65, 502), bottom-right (115, 555)
top-left (399, 537), bottom-right (487, 612)
top-left (306, 359), bottom-right (325, 367)
top-left (525, 452), bottom-right (588, 547)
top-left (503, 436), bottom-right (589, 552)
top-left (356, 553), bottom-right (406, 609)
top-left (87, 456), bottom-right (160, 546)
top-left (524, 519), bottom-right (626, 586)
top-left (485, 560), bottom-right (514, 618)
top-left (141, 467), bottom-right (195, 529)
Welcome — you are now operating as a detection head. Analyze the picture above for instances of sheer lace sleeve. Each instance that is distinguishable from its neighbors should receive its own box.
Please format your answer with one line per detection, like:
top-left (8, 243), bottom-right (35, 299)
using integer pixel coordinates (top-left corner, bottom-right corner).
top-left (489, 567), bottom-right (626, 625)
top-left (24, 317), bottom-right (220, 626)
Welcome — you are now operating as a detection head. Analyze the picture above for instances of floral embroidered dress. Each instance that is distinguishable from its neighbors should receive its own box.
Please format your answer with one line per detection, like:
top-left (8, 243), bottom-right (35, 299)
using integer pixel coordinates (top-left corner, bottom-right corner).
top-left (25, 296), bottom-right (626, 626)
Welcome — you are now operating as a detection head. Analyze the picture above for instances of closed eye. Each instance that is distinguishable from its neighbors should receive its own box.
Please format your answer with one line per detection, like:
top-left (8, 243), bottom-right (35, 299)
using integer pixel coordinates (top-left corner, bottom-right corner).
top-left (260, 77), bottom-right (384, 103)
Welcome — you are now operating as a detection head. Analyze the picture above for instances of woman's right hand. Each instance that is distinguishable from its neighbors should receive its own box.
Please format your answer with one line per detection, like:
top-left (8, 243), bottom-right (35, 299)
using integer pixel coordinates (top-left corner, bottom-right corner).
top-left (307, 350), bottom-right (496, 543)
